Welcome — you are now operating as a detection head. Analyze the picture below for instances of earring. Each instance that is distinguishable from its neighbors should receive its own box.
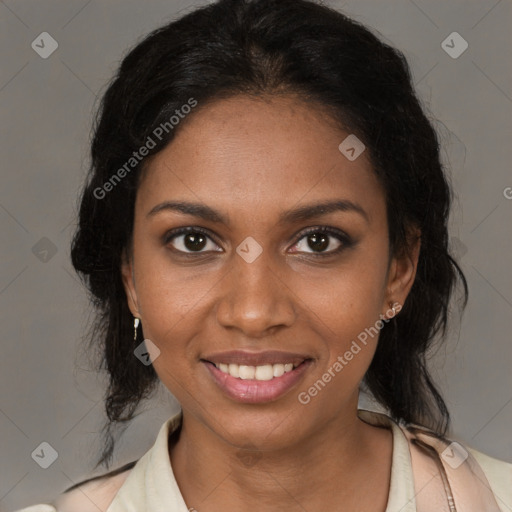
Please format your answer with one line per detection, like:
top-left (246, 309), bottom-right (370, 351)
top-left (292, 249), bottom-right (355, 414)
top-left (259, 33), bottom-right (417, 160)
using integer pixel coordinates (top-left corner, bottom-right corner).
top-left (134, 317), bottom-right (140, 341)
top-left (389, 302), bottom-right (400, 319)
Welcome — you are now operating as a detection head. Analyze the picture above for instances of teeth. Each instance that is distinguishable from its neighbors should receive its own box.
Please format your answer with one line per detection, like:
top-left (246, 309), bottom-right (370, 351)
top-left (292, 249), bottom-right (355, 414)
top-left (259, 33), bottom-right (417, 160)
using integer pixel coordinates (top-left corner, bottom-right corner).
top-left (214, 362), bottom-right (301, 380)
top-left (273, 364), bottom-right (284, 377)
top-left (239, 365), bottom-right (255, 379)
top-left (255, 365), bottom-right (273, 381)
top-left (228, 363), bottom-right (239, 378)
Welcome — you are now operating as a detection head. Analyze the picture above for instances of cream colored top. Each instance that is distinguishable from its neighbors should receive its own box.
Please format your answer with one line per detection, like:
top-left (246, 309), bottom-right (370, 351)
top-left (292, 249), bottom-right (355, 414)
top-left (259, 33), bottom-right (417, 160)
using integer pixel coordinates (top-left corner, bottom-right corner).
top-left (13, 409), bottom-right (512, 512)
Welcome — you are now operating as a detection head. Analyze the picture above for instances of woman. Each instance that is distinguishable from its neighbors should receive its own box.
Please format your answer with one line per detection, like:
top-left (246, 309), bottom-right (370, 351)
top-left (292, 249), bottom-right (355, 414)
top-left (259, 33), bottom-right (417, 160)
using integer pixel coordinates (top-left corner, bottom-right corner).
top-left (15, 0), bottom-right (511, 510)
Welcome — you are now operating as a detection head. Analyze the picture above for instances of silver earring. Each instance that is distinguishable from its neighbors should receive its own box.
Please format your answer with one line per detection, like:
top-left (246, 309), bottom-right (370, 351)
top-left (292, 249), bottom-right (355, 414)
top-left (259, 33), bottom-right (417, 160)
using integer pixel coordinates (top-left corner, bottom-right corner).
top-left (134, 317), bottom-right (140, 341)
top-left (389, 302), bottom-right (400, 318)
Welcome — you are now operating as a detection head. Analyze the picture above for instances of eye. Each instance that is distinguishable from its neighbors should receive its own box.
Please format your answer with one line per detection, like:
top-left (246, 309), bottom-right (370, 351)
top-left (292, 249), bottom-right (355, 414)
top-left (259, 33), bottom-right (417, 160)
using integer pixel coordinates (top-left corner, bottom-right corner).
top-left (164, 227), bottom-right (221, 254)
top-left (291, 227), bottom-right (352, 256)
top-left (163, 226), bottom-right (353, 257)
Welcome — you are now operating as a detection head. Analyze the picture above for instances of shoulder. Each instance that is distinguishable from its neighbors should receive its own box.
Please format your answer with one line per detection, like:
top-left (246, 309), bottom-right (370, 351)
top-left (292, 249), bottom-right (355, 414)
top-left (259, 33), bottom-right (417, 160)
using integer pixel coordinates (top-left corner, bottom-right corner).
top-left (13, 414), bottom-right (182, 512)
top-left (52, 461), bottom-right (136, 512)
top-left (407, 426), bottom-right (512, 512)
top-left (13, 461), bottom-right (137, 512)
top-left (467, 446), bottom-right (512, 510)
top-left (384, 412), bottom-right (512, 512)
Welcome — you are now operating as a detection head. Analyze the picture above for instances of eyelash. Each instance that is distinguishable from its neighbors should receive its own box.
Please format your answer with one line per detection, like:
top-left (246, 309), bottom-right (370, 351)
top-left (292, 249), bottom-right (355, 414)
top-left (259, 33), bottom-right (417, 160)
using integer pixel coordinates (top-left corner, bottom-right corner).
top-left (163, 226), bottom-right (353, 258)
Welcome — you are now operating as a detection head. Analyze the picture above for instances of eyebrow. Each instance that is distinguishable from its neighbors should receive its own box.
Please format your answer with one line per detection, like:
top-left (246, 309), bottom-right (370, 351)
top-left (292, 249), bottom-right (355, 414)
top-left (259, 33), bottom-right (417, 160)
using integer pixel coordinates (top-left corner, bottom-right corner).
top-left (146, 199), bottom-right (369, 225)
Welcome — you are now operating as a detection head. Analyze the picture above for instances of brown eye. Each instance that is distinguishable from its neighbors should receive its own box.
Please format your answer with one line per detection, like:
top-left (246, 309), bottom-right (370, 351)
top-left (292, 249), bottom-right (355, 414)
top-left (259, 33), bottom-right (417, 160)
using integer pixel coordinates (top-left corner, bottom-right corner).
top-left (164, 227), bottom-right (221, 254)
top-left (291, 227), bottom-right (353, 256)
top-left (182, 232), bottom-right (208, 251)
top-left (306, 232), bottom-right (331, 252)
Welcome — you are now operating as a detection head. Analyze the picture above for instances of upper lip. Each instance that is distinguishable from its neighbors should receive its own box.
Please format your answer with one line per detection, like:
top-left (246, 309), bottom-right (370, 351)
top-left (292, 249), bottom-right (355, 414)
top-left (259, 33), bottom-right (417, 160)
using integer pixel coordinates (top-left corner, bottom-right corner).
top-left (202, 350), bottom-right (311, 367)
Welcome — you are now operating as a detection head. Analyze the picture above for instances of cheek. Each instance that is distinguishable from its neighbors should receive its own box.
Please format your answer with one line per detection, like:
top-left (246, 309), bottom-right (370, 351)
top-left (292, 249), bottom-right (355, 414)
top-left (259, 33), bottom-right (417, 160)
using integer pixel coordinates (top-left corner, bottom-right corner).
top-left (294, 273), bottom-right (387, 412)
top-left (297, 256), bottom-right (388, 336)
top-left (132, 250), bottom-right (207, 373)
top-left (136, 277), bottom-right (202, 404)
top-left (291, 250), bottom-right (389, 381)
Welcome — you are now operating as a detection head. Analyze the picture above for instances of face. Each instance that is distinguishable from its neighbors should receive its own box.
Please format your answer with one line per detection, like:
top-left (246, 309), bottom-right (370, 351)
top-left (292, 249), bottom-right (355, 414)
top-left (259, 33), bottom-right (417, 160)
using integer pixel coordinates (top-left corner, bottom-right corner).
top-left (122, 94), bottom-right (419, 451)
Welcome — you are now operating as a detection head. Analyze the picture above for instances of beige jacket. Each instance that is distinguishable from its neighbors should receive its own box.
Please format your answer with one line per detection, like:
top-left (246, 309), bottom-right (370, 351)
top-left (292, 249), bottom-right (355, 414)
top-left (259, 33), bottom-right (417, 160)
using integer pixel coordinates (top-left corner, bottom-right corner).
top-left (14, 409), bottom-right (512, 512)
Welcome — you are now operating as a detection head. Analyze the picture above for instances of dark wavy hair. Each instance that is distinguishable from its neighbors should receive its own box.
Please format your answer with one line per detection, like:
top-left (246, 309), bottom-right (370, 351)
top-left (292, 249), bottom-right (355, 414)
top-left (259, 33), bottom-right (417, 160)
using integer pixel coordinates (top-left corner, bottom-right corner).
top-left (70, 0), bottom-right (468, 472)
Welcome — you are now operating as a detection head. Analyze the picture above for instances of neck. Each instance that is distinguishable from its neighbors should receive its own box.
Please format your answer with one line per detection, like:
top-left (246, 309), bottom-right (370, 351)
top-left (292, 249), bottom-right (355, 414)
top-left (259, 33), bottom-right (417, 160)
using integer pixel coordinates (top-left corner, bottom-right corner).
top-left (169, 402), bottom-right (392, 512)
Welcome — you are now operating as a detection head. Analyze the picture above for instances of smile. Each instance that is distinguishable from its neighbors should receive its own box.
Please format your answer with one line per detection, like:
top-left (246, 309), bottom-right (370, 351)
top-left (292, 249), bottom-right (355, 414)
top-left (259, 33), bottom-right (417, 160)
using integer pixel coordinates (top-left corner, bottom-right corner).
top-left (201, 351), bottom-right (313, 404)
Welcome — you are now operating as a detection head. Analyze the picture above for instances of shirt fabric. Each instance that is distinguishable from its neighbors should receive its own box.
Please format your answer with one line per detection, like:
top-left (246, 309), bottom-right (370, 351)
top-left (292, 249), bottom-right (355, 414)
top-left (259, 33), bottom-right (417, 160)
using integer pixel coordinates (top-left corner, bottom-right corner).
top-left (13, 408), bottom-right (512, 512)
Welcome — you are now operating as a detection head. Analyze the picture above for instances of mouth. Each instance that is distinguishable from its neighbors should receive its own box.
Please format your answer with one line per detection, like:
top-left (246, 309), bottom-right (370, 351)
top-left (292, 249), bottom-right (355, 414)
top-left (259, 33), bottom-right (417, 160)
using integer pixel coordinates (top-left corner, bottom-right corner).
top-left (201, 351), bottom-right (313, 404)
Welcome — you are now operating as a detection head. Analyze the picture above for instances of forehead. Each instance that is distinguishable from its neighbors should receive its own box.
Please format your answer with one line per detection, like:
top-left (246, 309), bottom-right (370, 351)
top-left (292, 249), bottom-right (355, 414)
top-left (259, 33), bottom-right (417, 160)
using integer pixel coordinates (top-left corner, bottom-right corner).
top-left (137, 94), bottom-right (384, 223)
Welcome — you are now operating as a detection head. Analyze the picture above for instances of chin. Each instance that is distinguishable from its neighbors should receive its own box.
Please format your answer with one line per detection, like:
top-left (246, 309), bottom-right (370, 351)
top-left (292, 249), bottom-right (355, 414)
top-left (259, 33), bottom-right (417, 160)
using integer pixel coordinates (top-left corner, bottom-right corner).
top-left (205, 404), bottom-right (307, 450)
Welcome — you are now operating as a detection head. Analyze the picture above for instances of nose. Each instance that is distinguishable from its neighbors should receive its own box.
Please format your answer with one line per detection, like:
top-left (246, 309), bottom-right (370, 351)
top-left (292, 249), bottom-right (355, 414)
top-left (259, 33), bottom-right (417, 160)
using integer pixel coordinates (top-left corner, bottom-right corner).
top-left (215, 248), bottom-right (296, 338)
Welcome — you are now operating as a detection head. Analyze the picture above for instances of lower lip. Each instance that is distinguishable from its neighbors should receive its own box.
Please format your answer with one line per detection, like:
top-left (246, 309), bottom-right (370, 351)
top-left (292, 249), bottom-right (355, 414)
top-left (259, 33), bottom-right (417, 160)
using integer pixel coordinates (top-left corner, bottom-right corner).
top-left (203, 360), bottom-right (312, 404)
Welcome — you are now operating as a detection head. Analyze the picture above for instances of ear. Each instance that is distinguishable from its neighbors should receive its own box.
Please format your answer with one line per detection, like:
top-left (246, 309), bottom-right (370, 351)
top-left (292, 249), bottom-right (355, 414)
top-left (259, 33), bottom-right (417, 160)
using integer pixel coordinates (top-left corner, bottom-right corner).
top-left (383, 226), bottom-right (421, 315)
top-left (120, 249), bottom-right (140, 317)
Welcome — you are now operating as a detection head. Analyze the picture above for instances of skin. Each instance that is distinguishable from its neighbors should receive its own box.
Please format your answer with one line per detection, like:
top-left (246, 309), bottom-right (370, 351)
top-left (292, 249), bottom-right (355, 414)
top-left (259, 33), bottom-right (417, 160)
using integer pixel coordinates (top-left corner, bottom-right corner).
top-left (121, 94), bottom-right (420, 512)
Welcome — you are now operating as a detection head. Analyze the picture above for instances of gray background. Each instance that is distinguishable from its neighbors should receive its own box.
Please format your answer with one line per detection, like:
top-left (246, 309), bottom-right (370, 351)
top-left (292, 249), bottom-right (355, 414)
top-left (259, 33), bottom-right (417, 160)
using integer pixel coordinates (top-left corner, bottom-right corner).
top-left (1, 0), bottom-right (511, 509)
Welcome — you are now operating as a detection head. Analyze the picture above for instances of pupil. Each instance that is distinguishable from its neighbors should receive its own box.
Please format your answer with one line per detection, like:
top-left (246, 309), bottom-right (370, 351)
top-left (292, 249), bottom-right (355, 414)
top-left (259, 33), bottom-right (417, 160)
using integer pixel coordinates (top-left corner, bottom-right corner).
top-left (182, 232), bottom-right (329, 253)
top-left (185, 233), bottom-right (207, 251)
top-left (309, 233), bottom-right (328, 252)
